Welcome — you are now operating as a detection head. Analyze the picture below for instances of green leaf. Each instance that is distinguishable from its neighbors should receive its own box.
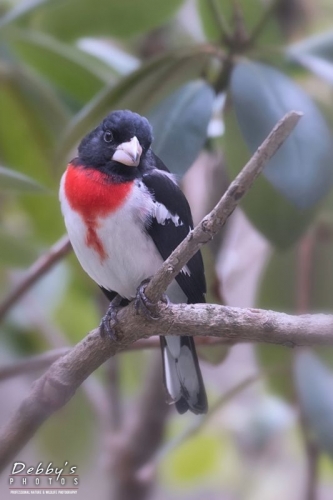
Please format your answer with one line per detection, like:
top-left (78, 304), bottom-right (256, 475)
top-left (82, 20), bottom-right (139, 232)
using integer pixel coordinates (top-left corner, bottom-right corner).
top-left (288, 31), bottom-right (333, 85)
top-left (56, 49), bottom-right (213, 164)
top-left (6, 61), bottom-right (70, 136)
top-left (289, 52), bottom-right (333, 86)
top-left (7, 29), bottom-right (115, 105)
top-left (0, 0), bottom-right (51, 29)
top-left (148, 81), bottom-right (214, 175)
top-left (288, 30), bottom-right (333, 62)
top-left (0, 229), bottom-right (38, 267)
top-left (6, 0), bottom-right (184, 40)
top-left (223, 103), bottom-right (315, 248)
top-left (162, 431), bottom-right (222, 485)
top-left (230, 61), bottom-right (333, 209)
top-left (0, 74), bottom-right (65, 242)
top-left (294, 349), bottom-right (333, 458)
top-left (0, 165), bottom-right (44, 191)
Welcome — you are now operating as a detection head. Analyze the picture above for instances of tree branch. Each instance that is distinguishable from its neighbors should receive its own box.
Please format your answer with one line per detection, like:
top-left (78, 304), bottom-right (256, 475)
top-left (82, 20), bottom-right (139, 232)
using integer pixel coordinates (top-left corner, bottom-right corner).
top-left (0, 235), bottom-right (71, 322)
top-left (0, 111), bottom-right (302, 471)
top-left (2, 302), bottom-right (333, 471)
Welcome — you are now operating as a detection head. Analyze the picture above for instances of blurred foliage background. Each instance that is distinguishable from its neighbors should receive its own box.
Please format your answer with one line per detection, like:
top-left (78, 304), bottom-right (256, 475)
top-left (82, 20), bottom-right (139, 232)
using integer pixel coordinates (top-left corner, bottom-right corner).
top-left (1, 0), bottom-right (333, 499)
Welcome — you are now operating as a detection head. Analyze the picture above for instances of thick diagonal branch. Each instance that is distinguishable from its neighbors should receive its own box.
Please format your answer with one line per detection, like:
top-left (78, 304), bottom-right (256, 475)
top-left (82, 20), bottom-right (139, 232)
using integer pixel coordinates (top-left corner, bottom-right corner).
top-left (145, 110), bottom-right (302, 303)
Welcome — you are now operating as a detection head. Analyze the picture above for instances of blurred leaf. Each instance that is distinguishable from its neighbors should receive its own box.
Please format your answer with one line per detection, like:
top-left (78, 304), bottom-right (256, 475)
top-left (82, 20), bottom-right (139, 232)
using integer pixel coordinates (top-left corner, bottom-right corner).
top-left (0, 57), bottom-right (68, 225)
top-left (0, 229), bottom-right (37, 267)
top-left (148, 80), bottom-right (214, 175)
top-left (223, 104), bottom-right (315, 248)
top-left (0, 164), bottom-right (44, 191)
top-left (78, 38), bottom-right (140, 75)
top-left (288, 31), bottom-right (333, 85)
top-left (162, 431), bottom-right (222, 485)
top-left (198, 0), bottom-right (281, 46)
top-left (7, 29), bottom-right (115, 105)
top-left (9, 64), bottom-right (69, 136)
top-left (289, 52), bottom-right (333, 86)
top-left (288, 30), bottom-right (333, 62)
top-left (0, 77), bottom-right (64, 242)
top-left (57, 49), bottom-right (213, 163)
top-left (294, 349), bottom-right (333, 458)
top-left (230, 61), bottom-right (333, 209)
top-left (319, 454), bottom-right (333, 481)
top-left (6, 0), bottom-right (184, 40)
top-left (0, 0), bottom-right (51, 29)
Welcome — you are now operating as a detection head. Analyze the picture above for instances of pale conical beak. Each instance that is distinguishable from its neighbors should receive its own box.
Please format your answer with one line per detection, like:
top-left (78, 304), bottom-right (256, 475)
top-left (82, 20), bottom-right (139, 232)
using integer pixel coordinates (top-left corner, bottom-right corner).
top-left (112, 136), bottom-right (143, 167)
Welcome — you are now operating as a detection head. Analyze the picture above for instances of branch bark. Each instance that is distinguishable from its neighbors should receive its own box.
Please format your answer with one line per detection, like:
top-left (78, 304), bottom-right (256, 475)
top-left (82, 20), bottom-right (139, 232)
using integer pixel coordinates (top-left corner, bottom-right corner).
top-left (0, 111), bottom-right (303, 471)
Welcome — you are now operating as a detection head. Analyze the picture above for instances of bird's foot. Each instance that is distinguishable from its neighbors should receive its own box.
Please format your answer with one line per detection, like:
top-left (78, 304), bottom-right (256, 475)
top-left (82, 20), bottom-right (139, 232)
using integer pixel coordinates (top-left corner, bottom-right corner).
top-left (135, 278), bottom-right (170, 320)
top-left (99, 295), bottom-right (123, 340)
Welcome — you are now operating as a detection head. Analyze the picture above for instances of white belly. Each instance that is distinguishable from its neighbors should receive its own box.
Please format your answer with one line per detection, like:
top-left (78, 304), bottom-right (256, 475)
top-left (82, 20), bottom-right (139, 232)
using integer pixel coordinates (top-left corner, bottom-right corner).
top-left (60, 177), bottom-right (163, 299)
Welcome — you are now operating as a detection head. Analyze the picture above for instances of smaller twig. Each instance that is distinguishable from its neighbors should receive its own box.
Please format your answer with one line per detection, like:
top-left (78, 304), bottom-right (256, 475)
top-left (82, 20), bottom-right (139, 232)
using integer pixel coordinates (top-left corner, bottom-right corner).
top-left (207, 0), bottom-right (232, 43)
top-left (232, 0), bottom-right (249, 48)
top-left (0, 235), bottom-right (71, 322)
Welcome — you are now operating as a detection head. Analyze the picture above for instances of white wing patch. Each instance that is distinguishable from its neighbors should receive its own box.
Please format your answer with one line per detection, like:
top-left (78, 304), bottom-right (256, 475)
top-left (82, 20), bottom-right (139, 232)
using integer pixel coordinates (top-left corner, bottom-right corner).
top-left (181, 265), bottom-right (191, 276)
top-left (154, 202), bottom-right (183, 227)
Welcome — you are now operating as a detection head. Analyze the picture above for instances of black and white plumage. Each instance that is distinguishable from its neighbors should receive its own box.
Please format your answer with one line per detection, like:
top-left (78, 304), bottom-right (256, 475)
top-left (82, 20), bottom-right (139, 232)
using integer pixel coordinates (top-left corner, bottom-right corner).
top-left (59, 109), bottom-right (208, 414)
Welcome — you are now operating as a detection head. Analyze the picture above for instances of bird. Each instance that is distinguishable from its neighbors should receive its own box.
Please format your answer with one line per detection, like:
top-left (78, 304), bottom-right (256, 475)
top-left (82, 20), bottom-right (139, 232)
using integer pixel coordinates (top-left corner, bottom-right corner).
top-left (59, 109), bottom-right (208, 414)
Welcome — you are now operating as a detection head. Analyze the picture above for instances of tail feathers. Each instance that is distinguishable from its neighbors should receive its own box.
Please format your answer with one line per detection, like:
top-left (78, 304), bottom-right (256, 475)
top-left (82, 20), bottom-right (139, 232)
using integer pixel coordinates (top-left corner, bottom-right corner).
top-left (160, 335), bottom-right (208, 415)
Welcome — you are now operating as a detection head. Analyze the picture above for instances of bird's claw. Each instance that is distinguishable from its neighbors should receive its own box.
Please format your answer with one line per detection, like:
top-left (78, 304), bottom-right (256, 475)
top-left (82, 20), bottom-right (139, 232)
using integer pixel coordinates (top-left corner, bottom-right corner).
top-left (135, 278), bottom-right (169, 320)
top-left (99, 296), bottom-right (122, 340)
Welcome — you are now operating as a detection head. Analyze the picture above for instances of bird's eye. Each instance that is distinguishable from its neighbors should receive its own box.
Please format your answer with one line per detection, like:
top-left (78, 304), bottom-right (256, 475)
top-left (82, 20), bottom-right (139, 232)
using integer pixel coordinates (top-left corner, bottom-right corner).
top-left (103, 130), bottom-right (113, 143)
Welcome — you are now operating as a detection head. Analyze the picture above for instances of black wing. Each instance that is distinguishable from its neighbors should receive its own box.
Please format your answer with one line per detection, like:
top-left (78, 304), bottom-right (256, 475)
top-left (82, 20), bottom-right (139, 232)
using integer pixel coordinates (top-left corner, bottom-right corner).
top-left (142, 154), bottom-right (206, 304)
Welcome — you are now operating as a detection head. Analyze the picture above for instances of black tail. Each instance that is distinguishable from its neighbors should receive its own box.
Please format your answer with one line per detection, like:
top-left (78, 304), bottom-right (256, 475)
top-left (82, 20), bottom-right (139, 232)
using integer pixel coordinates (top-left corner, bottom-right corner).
top-left (160, 335), bottom-right (208, 415)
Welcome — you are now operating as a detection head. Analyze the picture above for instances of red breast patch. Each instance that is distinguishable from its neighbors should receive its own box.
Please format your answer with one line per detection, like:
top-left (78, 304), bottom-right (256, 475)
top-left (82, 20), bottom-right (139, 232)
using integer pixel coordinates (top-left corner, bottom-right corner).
top-left (64, 164), bottom-right (133, 260)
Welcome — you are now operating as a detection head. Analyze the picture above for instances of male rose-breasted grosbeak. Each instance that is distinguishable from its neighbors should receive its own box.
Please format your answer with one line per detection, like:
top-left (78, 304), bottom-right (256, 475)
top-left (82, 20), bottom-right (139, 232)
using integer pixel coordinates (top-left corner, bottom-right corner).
top-left (59, 110), bottom-right (208, 414)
